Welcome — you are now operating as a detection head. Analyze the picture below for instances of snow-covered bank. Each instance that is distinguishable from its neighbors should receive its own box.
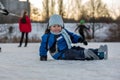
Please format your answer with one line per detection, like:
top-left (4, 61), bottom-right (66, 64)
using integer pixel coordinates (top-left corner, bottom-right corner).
top-left (0, 43), bottom-right (120, 80)
top-left (0, 23), bottom-right (118, 42)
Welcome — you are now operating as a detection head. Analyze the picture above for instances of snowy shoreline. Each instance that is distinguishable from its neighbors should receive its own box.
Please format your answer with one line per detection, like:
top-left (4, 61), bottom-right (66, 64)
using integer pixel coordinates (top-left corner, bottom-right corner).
top-left (0, 23), bottom-right (118, 42)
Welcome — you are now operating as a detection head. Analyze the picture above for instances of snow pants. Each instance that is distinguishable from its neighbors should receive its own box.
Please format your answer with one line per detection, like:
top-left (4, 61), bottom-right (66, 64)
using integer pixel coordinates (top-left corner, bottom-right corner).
top-left (63, 46), bottom-right (101, 60)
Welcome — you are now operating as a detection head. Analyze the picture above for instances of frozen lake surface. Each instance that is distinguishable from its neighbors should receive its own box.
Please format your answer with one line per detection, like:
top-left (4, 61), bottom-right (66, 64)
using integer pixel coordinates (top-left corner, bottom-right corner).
top-left (0, 43), bottom-right (120, 80)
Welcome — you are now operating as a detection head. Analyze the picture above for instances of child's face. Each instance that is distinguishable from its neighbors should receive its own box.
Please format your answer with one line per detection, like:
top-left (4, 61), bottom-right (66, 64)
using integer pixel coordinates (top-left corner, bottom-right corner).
top-left (50, 25), bottom-right (62, 33)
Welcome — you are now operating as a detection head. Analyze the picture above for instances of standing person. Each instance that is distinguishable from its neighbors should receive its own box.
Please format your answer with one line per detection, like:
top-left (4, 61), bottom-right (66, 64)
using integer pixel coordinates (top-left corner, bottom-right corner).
top-left (18, 11), bottom-right (32, 47)
top-left (39, 14), bottom-right (108, 61)
top-left (75, 20), bottom-right (90, 45)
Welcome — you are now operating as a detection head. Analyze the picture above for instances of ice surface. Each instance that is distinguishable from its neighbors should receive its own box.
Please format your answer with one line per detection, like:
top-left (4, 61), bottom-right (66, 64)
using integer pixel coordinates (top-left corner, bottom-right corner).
top-left (0, 43), bottom-right (120, 80)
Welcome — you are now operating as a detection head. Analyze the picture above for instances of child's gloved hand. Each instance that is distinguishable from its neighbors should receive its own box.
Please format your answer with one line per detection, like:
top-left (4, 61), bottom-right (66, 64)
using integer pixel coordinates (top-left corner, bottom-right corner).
top-left (83, 41), bottom-right (88, 45)
top-left (40, 56), bottom-right (47, 61)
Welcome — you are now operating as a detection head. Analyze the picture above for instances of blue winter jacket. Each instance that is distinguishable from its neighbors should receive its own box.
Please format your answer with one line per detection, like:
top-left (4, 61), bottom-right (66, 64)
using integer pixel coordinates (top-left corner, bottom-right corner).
top-left (39, 29), bottom-right (83, 60)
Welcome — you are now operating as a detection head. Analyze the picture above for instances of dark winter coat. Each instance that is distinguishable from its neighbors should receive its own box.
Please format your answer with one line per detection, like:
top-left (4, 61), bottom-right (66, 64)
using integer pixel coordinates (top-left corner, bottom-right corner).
top-left (39, 29), bottom-right (84, 60)
top-left (19, 16), bottom-right (32, 33)
top-left (75, 24), bottom-right (89, 40)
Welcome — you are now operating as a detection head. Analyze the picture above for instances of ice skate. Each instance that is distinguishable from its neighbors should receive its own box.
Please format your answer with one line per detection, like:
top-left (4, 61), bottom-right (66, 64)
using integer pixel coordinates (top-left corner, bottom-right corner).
top-left (98, 45), bottom-right (108, 60)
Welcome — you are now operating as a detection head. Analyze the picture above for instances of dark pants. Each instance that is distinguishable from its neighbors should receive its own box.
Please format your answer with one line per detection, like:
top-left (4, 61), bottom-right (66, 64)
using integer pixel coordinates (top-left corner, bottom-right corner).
top-left (64, 47), bottom-right (85, 60)
top-left (19, 32), bottom-right (28, 47)
top-left (0, 47), bottom-right (1, 52)
top-left (78, 30), bottom-right (85, 40)
top-left (63, 46), bottom-right (99, 60)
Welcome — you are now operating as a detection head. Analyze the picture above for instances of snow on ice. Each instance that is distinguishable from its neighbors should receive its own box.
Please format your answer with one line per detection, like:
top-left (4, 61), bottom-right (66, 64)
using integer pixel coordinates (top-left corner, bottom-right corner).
top-left (0, 43), bottom-right (120, 80)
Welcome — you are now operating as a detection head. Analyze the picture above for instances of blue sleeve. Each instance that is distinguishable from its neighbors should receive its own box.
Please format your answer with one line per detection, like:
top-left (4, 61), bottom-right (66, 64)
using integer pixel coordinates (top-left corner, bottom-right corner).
top-left (65, 29), bottom-right (83, 43)
top-left (39, 34), bottom-right (48, 56)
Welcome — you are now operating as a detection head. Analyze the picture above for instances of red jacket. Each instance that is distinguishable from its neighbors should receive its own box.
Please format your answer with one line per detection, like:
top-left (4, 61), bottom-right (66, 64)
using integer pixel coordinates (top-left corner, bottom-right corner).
top-left (19, 16), bottom-right (32, 33)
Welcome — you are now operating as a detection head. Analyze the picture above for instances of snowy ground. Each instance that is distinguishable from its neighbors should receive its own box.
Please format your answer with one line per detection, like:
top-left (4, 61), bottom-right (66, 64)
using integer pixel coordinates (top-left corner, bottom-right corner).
top-left (0, 43), bottom-right (120, 80)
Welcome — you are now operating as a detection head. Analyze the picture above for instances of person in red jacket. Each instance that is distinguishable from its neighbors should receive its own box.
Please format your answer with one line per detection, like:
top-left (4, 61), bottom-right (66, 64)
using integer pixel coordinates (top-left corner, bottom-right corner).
top-left (18, 11), bottom-right (32, 47)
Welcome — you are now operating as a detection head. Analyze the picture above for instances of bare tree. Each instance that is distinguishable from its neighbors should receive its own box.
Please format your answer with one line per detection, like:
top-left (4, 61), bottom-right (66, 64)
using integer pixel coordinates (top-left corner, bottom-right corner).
top-left (49, 0), bottom-right (55, 16)
top-left (31, 7), bottom-right (41, 21)
top-left (42, 0), bottom-right (49, 21)
top-left (58, 0), bottom-right (63, 16)
top-left (75, 0), bottom-right (83, 19)
top-left (84, 0), bottom-right (109, 38)
top-left (46, 0), bottom-right (49, 20)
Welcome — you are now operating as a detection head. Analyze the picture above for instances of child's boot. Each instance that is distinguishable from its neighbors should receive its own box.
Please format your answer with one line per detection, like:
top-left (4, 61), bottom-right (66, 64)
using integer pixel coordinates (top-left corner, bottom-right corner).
top-left (98, 45), bottom-right (108, 60)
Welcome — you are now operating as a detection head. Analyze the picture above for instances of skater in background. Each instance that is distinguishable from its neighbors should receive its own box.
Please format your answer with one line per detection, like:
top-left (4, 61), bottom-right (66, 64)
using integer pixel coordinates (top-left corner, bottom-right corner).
top-left (75, 20), bottom-right (90, 45)
top-left (39, 14), bottom-right (108, 61)
top-left (18, 11), bottom-right (32, 47)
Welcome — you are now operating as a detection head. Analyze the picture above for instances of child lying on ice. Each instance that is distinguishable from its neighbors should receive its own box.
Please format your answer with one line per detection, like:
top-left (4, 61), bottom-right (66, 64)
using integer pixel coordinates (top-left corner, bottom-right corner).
top-left (39, 14), bottom-right (108, 61)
